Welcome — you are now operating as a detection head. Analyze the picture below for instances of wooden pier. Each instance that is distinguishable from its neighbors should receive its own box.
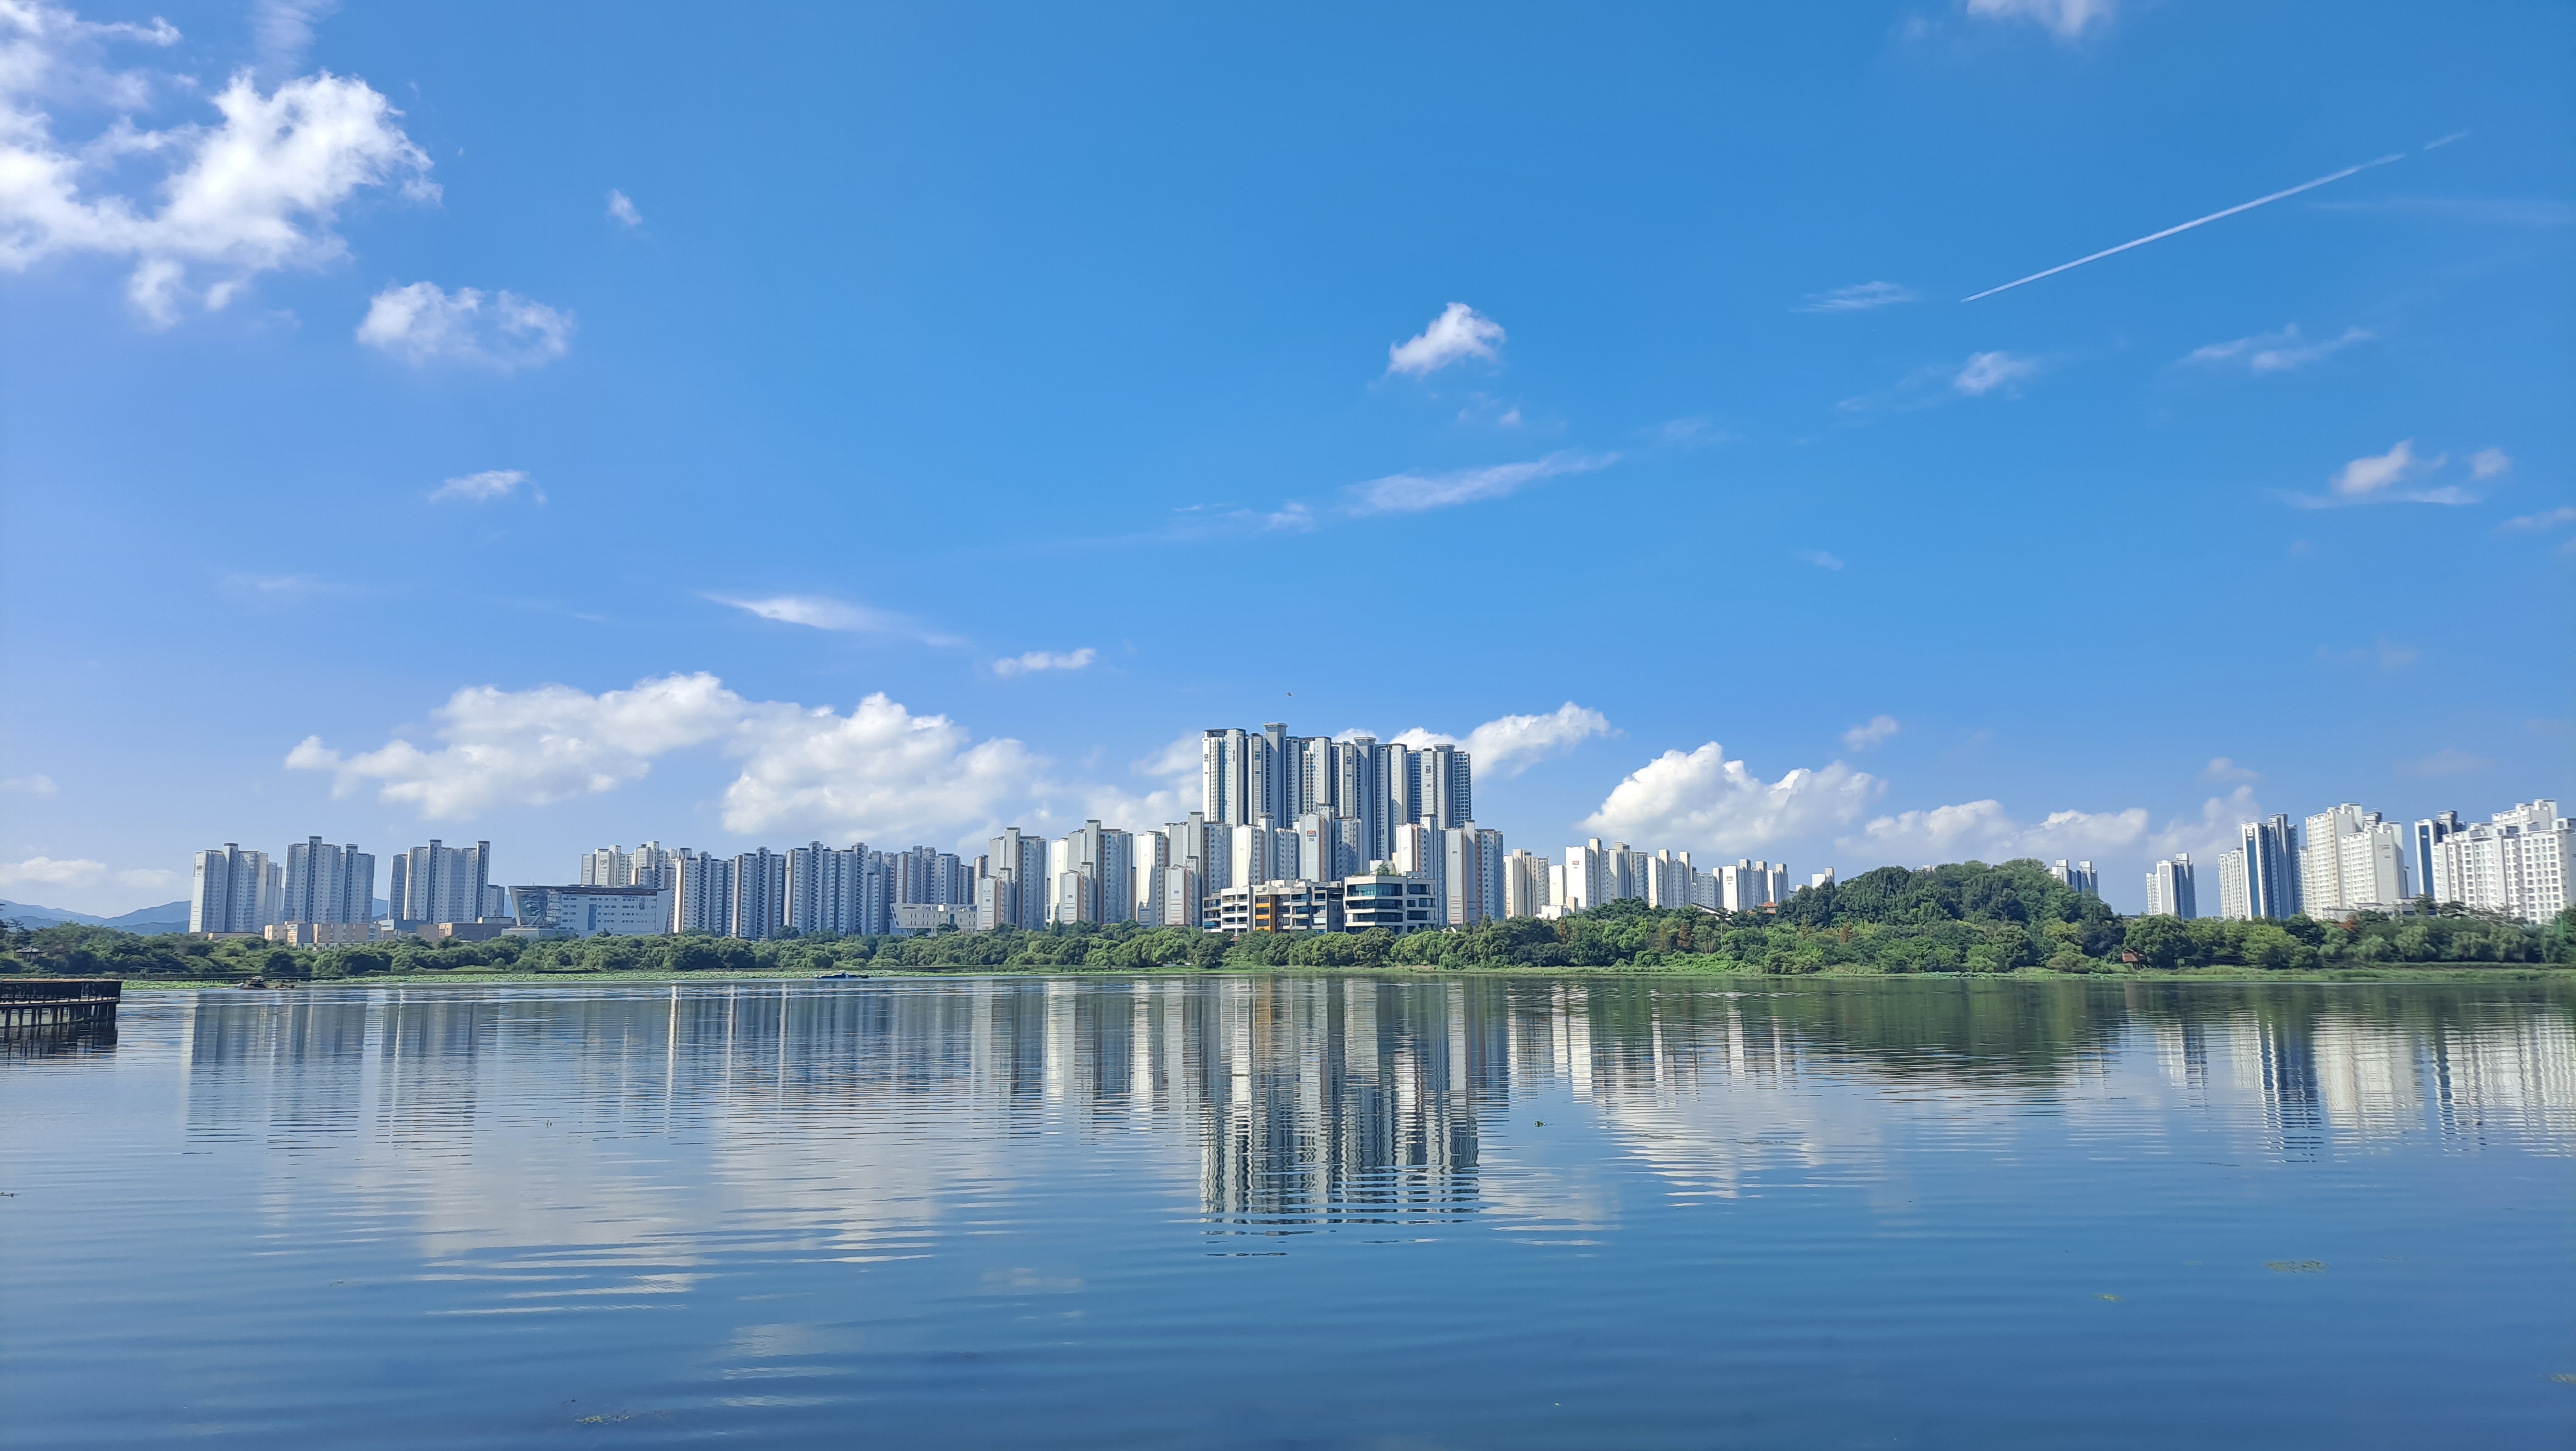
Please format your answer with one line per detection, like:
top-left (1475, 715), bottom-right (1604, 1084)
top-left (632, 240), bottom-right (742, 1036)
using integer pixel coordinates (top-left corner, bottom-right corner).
top-left (0, 979), bottom-right (121, 1028)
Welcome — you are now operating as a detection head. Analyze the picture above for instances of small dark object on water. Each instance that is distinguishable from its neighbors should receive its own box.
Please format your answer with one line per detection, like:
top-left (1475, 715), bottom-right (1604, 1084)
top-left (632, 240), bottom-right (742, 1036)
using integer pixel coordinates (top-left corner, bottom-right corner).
top-left (2265, 1260), bottom-right (2328, 1274)
top-left (1534, 1121), bottom-right (1545, 1127)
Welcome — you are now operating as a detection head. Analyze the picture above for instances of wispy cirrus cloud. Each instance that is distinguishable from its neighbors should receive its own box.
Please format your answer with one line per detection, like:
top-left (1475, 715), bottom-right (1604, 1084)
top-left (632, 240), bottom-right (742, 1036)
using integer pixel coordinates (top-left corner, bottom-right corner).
top-left (992, 647), bottom-right (1096, 678)
top-left (1797, 549), bottom-right (1846, 571)
top-left (2199, 756), bottom-right (2260, 782)
top-left (1346, 450), bottom-right (1616, 515)
top-left (705, 593), bottom-right (963, 646)
top-left (2281, 439), bottom-right (2490, 509)
top-left (605, 189), bottom-right (642, 227)
top-left (1799, 281), bottom-right (1916, 313)
top-left (431, 469), bottom-right (542, 504)
top-left (2181, 324), bottom-right (2373, 374)
top-left (1961, 0), bottom-right (2116, 42)
top-left (1951, 350), bottom-right (2041, 396)
top-left (1841, 715), bottom-right (1900, 752)
top-left (2396, 746), bottom-right (2493, 778)
top-left (1385, 302), bottom-right (1505, 377)
top-left (2498, 505), bottom-right (2575, 533)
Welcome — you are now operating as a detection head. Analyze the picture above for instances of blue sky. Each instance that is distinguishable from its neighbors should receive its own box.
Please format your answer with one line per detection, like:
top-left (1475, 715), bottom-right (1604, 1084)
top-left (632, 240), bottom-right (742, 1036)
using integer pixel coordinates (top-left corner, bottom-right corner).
top-left (2, 0), bottom-right (2569, 914)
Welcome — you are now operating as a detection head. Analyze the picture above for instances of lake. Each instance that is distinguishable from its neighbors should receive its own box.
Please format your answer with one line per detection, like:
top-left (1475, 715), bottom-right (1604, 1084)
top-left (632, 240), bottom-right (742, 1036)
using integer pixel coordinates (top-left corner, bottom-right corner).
top-left (4, 975), bottom-right (2571, 1448)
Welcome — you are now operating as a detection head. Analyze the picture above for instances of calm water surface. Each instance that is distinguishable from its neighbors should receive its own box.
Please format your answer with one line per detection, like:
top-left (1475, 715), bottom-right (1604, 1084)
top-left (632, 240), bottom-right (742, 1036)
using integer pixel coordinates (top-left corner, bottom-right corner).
top-left (4, 975), bottom-right (2572, 1448)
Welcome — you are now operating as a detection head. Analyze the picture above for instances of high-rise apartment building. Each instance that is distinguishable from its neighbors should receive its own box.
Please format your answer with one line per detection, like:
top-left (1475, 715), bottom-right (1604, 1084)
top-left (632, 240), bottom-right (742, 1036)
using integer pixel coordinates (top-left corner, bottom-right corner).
top-left (1642, 849), bottom-right (1694, 909)
top-left (388, 840), bottom-right (492, 926)
top-left (786, 841), bottom-right (890, 937)
top-left (2411, 811), bottom-right (2461, 903)
top-left (1132, 829), bottom-right (1170, 927)
top-left (674, 850), bottom-right (735, 935)
top-left (2145, 855), bottom-right (2197, 919)
top-left (2217, 815), bottom-right (2300, 921)
top-left (2427, 800), bottom-right (2572, 924)
top-left (730, 848), bottom-right (788, 940)
top-left (2299, 804), bottom-right (2407, 917)
top-left (281, 837), bottom-right (373, 925)
top-left (1720, 860), bottom-right (1788, 912)
top-left (2047, 860), bottom-right (2100, 897)
top-left (1050, 820), bottom-right (1134, 925)
top-left (1502, 849), bottom-right (1554, 918)
top-left (981, 827), bottom-right (1050, 931)
top-left (1437, 825), bottom-right (1506, 927)
top-left (189, 844), bottom-right (279, 933)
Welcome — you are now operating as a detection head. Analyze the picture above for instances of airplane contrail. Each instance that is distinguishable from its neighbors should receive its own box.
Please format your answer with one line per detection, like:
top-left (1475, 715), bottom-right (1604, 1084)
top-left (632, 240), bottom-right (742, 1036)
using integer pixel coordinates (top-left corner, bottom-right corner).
top-left (1962, 152), bottom-right (2408, 303)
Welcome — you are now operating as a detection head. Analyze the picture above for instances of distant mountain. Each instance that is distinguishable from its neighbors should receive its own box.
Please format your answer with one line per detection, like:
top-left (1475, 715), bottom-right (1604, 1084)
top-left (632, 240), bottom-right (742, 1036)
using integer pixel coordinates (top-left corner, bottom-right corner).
top-left (2, 899), bottom-right (191, 934)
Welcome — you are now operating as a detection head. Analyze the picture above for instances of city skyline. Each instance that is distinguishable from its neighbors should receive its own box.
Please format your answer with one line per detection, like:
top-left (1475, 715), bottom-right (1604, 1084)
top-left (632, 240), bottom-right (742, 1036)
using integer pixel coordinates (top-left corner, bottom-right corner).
top-left (3, 3), bottom-right (2569, 918)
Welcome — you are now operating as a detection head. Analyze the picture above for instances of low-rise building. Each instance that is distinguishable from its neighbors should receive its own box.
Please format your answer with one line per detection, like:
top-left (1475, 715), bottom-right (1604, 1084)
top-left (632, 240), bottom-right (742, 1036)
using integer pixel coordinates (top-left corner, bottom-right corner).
top-left (509, 885), bottom-right (672, 938)
top-left (1341, 872), bottom-right (1438, 933)
top-left (1215, 878), bottom-right (1344, 936)
top-left (264, 921), bottom-right (379, 946)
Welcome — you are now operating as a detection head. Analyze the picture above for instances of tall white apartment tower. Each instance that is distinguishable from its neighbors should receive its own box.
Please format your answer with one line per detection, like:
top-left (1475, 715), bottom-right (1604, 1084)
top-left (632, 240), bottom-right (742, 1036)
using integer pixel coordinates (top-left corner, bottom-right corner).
top-left (2048, 860), bottom-right (2100, 897)
top-left (282, 838), bottom-right (374, 925)
top-left (389, 840), bottom-right (491, 926)
top-left (2428, 800), bottom-right (2572, 923)
top-left (2300, 804), bottom-right (2408, 917)
top-left (2221, 816), bottom-right (2301, 921)
top-left (2411, 812), bottom-right (2461, 903)
top-left (730, 848), bottom-right (788, 940)
top-left (2145, 855), bottom-right (2197, 919)
top-left (1133, 829), bottom-right (1170, 927)
top-left (1502, 850), bottom-right (1554, 918)
top-left (189, 844), bottom-right (279, 933)
top-left (673, 850), bottom-right (735, 935)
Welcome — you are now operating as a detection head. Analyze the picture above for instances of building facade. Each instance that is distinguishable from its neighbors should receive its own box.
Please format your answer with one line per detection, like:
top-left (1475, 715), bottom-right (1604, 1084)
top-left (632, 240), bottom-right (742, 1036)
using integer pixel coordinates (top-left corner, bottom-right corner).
top-left (2145, 855), bottom-right (2197, 919)
top-left (281, 837), bottom-right (374, 926)
top-left (2427, 800), bottom-right (2572, 924)
top-left (389, 839), bottom-right (491, 927)
top-left (189, 844), bottom-right (278, 934)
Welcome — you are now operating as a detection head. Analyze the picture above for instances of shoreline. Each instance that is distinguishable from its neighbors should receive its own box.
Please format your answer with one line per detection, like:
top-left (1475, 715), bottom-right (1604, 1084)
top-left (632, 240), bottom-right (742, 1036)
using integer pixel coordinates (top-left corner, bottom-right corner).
top-left (106, 963), bottom-right (2576, 991)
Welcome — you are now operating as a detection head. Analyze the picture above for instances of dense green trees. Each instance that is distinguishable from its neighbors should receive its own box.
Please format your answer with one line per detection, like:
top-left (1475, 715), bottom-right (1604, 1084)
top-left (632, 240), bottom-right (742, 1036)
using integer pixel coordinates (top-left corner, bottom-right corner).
top-left (6, 863), bottom-right (2571, 979)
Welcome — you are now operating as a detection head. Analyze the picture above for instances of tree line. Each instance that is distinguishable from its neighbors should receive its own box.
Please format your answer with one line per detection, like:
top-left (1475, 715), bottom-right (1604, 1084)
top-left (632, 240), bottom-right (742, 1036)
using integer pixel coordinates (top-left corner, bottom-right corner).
top-left (4, 860), bottom-right (2569, 979)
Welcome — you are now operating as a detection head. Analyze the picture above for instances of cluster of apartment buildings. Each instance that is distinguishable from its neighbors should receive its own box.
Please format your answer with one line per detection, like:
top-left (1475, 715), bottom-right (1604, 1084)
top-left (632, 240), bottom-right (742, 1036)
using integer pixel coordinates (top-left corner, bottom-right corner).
top-left (2139, 798), bottom-right (2570, 925)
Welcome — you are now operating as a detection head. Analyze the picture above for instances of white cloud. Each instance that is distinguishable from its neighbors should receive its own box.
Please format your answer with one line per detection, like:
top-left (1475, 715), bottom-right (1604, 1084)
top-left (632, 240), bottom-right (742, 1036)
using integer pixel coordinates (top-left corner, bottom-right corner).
top-left (2181, 324), bottom-right (2373, 373)
top-left (219, 572), bottom-right (344, 603)
top-left (1582, 744), bottom-right (1882, 855)
top-left (1385, 301), bottom-right (1505, 376)
top-left (251, 0), bottom-right (336, 77)
top-left (1798, 549), bottom-right (1846, 571)
top-left (1, 773), bottom-right (59, 795)
top-left (992, 647), bottom-right (1096, 678)
top-left (2146, 786), bottom-right (2261, 861)
top-left (1389, 703), bottom-right (1616, 778)
top-left (2199, 756), bottom-right (2260, 782)
top-left (2396, 747), bottom-right (2494, 778)
top-left (286, 673), bottom-right (747, 819)
top-left (1841, 715), bottom-right (1900, 752)
top-left (284, 673), bottom-right (1051, 845)
top-left (604, 188), bottom-right (641, 226)
top-left (1952, 350), bottom-right (2039, 396)
top-left (1799, 281), bottom-right (1915, 313)
top-left (1962, 0), bottom-right (2115, 41)
top-left (2499, 505), bottom-right (2575, 532)
top-left (1852, 798), bottom-right (2148, 863)
top-left (722, 695), bottom-right (1040, 841)
top-left (705, 593), bottom-right (961, 646)
top-left (1346, 450), bottom-right (1615, 515)
top-left (430, 469), bottom-right (540, 504)
top-left (2284, 439), bottom-right (2482, 509)
top-left (357, 281), bottom-right (574, 368)
top-left (0, 6), bottom-right (436, 322)
top-left (2468, 447), bottom-right (2512, 481)
top-left (0, 855), bottom-right (106, 888)
top-left (114, 866), bottom-right (178, 889)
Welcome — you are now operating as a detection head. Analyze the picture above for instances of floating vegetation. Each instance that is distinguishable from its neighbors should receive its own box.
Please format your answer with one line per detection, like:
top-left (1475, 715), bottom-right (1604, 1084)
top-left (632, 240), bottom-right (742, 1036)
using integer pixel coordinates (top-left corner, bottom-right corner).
top-left (2095, 1293), bottom-right (2121, 1301)
top-left (2265, 1260), bottom-right (2328, 1274)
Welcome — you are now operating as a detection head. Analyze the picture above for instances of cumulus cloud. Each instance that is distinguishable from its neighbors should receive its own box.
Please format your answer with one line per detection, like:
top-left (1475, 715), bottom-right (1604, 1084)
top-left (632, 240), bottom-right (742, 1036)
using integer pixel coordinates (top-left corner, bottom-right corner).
top-left (1385, 301), bottom-right (1504, 376)
top-left (0, 855), bottom-right (106, 888)
top-left (1962, 0), bottom-right (2115, 41)
top-left (1952, 350), bottom-right (2040, 396)
top-left (2146, 786), bottom-right (2261, 862)
top-left (1852, 798), bottom-right (2148, 863)
top-left (1841, 715), bottom-right (1900, 752)
top-left (2181, 324), bottom-right (2373, 374)
top-left (2282, 439), bottom-right (2487, 509)
top-left (705, 593), bottom-right (961, 646)
top-left (1346, 450), bottom-right (1616, 515)
top-left (356, 281), bottom-right (574, 368)
top-left (2199, 756), bottom-right (2260, 782)
top-left (0, 4), bottom-right (436, 322)
top-left (604, 188), bottom-right (640, 226)
top-left (1390, 703), bottom-right (1616, 778)
top-left (1799, 281), bottom-right (1915, 313)
top-left (1581, 743), bottom-right (1882, 855)
top-left (430, 469), bottom-right (540, 504)
top-left (285, 672), bottom-right (1046, 843)
top-left (2468, 447), bottom-right (2512, 481)
top-left (1, 773), bottom-right (60, 795)
top-left (992, 647), bottom-right (1096, 678)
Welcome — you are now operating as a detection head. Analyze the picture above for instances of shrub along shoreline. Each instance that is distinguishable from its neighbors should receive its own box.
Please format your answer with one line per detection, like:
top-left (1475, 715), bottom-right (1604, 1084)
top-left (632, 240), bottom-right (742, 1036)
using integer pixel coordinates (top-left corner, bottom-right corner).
top-left (10, 860), bottom-right (2571, 983)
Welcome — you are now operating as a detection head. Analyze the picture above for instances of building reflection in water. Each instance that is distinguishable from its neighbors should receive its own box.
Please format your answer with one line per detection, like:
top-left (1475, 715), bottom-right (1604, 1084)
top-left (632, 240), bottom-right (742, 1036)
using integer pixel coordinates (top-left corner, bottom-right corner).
top-left (163, 977), bottom-right (2575, 1228)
